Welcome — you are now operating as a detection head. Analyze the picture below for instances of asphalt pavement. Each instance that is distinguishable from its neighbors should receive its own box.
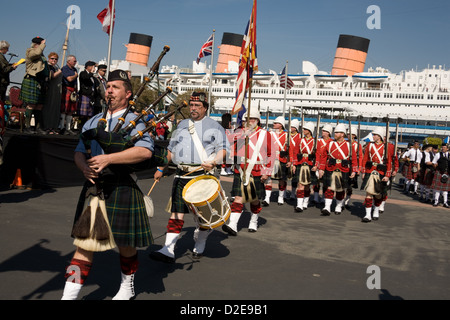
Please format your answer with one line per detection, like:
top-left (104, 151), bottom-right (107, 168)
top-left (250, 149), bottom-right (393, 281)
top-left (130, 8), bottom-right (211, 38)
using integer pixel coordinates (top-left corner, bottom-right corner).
top-left (1, 172), bottom-right (449, 303)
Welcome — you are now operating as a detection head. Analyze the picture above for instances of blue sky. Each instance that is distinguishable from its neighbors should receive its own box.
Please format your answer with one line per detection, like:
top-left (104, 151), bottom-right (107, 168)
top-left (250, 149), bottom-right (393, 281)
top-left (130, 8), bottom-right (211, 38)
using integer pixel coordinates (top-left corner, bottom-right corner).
top-left (2, 0), bottom-right (450, 84)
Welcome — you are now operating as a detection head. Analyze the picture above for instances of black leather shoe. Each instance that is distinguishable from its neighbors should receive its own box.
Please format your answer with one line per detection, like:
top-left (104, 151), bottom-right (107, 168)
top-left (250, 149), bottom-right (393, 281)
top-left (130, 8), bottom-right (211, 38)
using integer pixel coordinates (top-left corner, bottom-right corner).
top-left (222, 224), bottom-right (237, 236)
top-left (192, 252), bottom-right (203, 259)
top-left (321, 208), bottom-right (330, 216)
top-left (295, 206), bottom-right (303, 212)
top-left (362, 217), bottom-right (371, 223)
top-left (149, 251), bottom-right (175, 263)
top-left (248, 228), bottom-right (257, 233)
top-left (373, 217), bottom-right (379, 221)
top-left (262, 200), bottom-right (269, 207)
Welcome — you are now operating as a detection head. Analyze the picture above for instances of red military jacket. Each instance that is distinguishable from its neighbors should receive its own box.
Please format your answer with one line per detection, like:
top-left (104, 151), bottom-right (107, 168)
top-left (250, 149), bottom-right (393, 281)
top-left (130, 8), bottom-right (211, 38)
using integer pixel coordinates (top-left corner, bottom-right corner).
top-left (351, 141), bottom-right (363, 172)
top-left (318, 139), bottom-right (359, 173)
top-left (361, 142), bottom-right (397, 177)
top-left (292, 136), bottom-right (316, 166)
top-left (231, 126), bottom-right (272, 176)
top-left (271, 130), bottom-right (288, 164)
top-left (289, 132), bottom-right (301, 165)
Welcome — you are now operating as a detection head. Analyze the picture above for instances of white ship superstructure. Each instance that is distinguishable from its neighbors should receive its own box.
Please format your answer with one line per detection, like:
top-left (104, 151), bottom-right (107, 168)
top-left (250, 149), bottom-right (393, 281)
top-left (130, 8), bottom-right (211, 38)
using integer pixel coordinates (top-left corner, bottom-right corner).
top-left (155, 61), bottom-right (450, 124)
top-left (105, 32), bottom-right (449, 135)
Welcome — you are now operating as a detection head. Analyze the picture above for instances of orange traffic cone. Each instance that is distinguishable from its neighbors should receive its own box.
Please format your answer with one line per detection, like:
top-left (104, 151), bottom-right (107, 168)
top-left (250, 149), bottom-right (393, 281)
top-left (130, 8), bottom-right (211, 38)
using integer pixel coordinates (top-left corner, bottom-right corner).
top-left (11, 168), bottom-right (25, 189)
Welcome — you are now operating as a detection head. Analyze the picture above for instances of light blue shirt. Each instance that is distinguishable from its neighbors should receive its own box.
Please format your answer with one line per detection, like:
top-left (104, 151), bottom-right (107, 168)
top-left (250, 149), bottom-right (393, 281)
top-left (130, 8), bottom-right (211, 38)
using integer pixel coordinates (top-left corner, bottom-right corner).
top-left (75, 110), bottom-right (154, 156)
top-left (168, 116), bottom-right (229, 165)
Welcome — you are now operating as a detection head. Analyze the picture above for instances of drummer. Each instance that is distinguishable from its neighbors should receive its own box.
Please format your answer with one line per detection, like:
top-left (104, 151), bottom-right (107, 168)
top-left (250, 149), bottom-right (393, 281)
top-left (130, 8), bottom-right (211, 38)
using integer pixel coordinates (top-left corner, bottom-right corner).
top-left (149, 92), bottom-right (229, 263)
top-left (222, 107), bottom-right (272, 235)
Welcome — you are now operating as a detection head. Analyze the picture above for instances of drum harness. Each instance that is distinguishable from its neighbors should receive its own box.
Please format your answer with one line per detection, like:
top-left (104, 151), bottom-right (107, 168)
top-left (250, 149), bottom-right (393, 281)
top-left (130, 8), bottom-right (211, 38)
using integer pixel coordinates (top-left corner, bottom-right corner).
top-left (175, 120), bottom-right (216, 179)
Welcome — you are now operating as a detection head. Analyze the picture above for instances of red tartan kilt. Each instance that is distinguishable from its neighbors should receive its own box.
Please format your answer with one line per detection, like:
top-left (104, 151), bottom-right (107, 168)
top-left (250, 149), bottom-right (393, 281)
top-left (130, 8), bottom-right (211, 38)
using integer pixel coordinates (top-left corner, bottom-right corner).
top-left (61, 86), bottom-right (78, 113)
top-left (431, 171), bottom-right (449, 192)
top-left (405, 163), bottom-right (419, 180)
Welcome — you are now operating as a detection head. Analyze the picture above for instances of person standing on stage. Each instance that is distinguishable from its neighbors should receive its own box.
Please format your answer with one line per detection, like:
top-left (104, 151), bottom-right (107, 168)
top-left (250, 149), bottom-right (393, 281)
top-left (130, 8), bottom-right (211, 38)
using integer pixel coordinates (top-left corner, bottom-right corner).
top-left (77, 61), bottom-right (97, 128)
top-left (19, 37), bottom-right (49, 134)
top-left (262, 116), bottom-right (289, 206)
top-left (59, 55), bottom-right (78, 135)
top-left (222, 107), bottom-right (272, 235)
top-left (312, 124), bottom-right (333, 206)
top-left (431, 144), bottom-right (449, 208)
top-left (61, 70), bottom-right (154, 300)
top-left (292, 121), bottom-right (318, 212)
top-left (360, 127), bottom-right (395, 222)
top-left (149, 91), bottom-right (228, 263)
top-left (317, 123), bottom-right (358, 215)
top-left (0, 40), bottom-right (17, 103)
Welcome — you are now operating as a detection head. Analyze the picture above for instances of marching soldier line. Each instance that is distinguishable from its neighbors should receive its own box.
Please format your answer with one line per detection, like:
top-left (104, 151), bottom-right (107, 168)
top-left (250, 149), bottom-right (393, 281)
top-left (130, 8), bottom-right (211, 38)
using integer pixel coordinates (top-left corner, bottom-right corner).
top-left (217, 111), bottom-right (449, 229)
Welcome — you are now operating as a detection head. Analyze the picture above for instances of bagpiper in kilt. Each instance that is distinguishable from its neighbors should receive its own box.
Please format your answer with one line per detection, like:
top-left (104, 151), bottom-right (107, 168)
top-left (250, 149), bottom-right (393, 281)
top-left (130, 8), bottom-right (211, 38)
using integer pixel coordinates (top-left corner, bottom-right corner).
top-left (417, 145), bottom-right (435, 202)
top-left (263, 116), bottom-right (289, 206)
top-left (222, 108), bottom-right (272, 236)
top-left (401, 141), bottom-right (422, 194)
top-left (150, 91), bottom-right (229, 263)
top-left (62, 70), bottom-right (154, 300)
top-left (292, 121), bottom-right (319, 212)
top-left (317, 123), bottom-right (358, 215)
top-left (431, 144), bottom-right (449, 207)
top-left (312, 124), bottom-right (334, 205)
top-left (360, 127), bottom-right (395, 222)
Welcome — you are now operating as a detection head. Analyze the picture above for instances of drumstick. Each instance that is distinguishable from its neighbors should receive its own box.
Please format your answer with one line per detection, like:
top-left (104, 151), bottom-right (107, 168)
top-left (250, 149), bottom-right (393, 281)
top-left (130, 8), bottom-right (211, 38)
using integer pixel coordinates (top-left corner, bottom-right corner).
top-left (147, 179), bottom-right (158, 196)
top-left (181, 166), bottom-right (204, 177)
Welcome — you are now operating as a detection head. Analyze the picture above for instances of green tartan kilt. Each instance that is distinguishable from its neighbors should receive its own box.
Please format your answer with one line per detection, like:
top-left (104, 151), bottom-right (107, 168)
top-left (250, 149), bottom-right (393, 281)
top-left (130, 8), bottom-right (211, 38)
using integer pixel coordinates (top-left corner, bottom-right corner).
top-left (171, 169), bottom-right (207, 214)
top-left (19, 77), bottom-right (46, 105)
top-left (73, 173), bottom-right (153, 248)
top-left (231, 172), bottom-right (265, 199)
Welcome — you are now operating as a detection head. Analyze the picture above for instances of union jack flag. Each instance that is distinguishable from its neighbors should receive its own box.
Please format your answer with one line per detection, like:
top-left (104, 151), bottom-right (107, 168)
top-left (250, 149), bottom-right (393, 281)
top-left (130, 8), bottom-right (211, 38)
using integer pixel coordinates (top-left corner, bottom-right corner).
top-left (196, 33), bottom-right (214, 64)
top-left (231, 0), bottom-right (258, 125)
top-left (280, 66), bottom-right (294, 90)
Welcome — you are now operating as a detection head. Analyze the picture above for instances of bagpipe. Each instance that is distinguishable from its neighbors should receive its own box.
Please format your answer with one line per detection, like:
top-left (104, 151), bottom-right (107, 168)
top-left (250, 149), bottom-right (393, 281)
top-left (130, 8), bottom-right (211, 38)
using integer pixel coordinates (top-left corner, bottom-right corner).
top-left (80, 46), bottom-right (175, 173)
top-left (71, 46), bottom-right (188, 252)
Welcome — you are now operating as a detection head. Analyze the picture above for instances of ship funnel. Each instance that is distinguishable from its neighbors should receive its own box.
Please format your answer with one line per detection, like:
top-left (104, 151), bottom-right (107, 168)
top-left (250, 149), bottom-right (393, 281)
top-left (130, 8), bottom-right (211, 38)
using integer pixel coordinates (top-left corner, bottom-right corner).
top-left (216, 32), bottom-right (244, 73)
top-left (331, 34), bottom-right (370, 76)
top-left (125, 33), bottom-right (153, 67)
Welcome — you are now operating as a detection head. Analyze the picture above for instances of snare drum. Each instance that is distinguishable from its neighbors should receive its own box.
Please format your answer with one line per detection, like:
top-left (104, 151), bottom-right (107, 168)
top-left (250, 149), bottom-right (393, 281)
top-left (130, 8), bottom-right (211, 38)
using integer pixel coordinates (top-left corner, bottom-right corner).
top-left (182, 175), bottom-right (231, 229)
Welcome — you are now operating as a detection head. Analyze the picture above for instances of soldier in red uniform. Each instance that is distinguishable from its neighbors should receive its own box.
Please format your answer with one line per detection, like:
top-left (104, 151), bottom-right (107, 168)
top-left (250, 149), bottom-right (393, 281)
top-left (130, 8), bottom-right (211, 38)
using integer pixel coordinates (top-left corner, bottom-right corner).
top-left (262, 116), bottom-right (289, 206)
top-left (360, 127), bottom-right (396, 222)
top-left (288, 119), bottom-right (301, 200)
top-left (318, 123), bottom-right (358, 215)
top-left (291, 122), bottom-right (318, 212)
top-left (343, 127), bottom-right (363, 208)
top-left (222, 108), bottom-right (272, 235)
top-left (312, 124), bottom-right (333, 205)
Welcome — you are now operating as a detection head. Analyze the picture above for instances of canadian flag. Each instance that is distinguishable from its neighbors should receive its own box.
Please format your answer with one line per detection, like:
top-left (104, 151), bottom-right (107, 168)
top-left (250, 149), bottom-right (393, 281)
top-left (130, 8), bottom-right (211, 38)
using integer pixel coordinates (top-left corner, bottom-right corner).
top-left (97, 0), bottom-right (115, 35)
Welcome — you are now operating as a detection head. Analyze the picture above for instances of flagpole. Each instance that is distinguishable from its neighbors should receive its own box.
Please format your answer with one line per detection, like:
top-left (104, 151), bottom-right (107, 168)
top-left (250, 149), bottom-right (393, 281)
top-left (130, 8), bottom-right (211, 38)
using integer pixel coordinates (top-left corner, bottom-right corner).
top-left (61, 9), bottom-right (73, 66)
top-left (106, 0), bottom-right (115, 77)
top-left (207, 29), bottom-right (215, 116)
top-left (282, 60), bottom-right (288, 119)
